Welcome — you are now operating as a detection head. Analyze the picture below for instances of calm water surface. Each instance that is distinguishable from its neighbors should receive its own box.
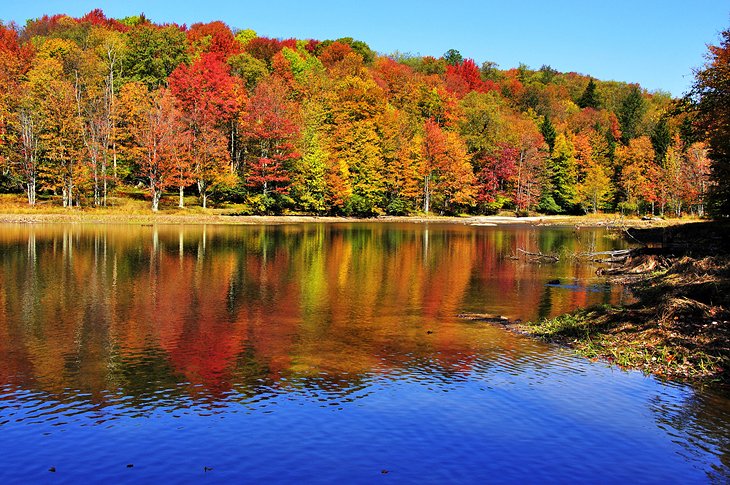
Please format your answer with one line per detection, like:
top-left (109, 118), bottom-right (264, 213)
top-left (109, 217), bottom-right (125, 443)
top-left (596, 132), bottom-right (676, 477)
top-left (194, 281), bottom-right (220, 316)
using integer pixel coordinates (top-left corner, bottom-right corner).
top-left (0, 223), bottom-right (728, 483)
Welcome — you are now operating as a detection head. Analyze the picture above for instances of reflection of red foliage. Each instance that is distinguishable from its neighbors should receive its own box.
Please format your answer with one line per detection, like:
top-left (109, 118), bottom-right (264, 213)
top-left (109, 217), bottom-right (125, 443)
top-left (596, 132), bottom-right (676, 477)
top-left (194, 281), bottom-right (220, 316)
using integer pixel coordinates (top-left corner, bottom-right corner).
top-left (0, 226), bottom-right (629, 402)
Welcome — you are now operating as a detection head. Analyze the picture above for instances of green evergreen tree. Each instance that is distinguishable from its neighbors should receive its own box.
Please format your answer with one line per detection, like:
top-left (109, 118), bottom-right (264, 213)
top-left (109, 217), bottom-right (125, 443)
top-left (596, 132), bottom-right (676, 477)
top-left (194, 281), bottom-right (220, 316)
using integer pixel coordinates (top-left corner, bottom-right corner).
top-left (540, 116), bottom-right (557, 153)
top-left (542, 133), bottom-right (577, 213)
top-left (618, 85), bottom-right (646, 144)
top-left (650, 116), bottom-right (671, 165)
top-left (539, 64), bottom-right (558, 84)
top-left (577, 78), bottom-right (600, 109)
top-left (443, 49), bottom-right (463, 66)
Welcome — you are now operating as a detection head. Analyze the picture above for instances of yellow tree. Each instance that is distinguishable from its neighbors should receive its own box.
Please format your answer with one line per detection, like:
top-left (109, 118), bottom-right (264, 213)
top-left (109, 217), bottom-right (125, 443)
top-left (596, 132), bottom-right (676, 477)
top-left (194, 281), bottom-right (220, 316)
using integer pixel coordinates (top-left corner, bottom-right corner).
top-left (35, 58), bottom-right (81, 206)
top-left (380, 107), bottom-right (422, 214)
top-left (326, 72), bottom-right (387, 215)
top-left (574, 131), bottom-right (611, 213)
top-left (422, 119), bottom-right (475, 214)
top-left (615, 136), bottom-right (656, 214)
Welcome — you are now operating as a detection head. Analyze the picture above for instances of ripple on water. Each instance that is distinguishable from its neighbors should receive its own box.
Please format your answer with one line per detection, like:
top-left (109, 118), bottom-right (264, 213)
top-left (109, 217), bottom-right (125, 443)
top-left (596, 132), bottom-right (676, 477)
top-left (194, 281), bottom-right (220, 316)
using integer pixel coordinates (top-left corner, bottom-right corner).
top-left (0, 224), bottom-right (728, 483)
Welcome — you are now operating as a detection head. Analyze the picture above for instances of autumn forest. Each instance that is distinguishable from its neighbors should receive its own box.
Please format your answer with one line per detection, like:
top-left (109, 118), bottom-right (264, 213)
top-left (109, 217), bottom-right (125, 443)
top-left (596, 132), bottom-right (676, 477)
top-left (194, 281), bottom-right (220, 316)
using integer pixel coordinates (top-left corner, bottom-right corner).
top-left (0, 9), bottom-right (725, 216)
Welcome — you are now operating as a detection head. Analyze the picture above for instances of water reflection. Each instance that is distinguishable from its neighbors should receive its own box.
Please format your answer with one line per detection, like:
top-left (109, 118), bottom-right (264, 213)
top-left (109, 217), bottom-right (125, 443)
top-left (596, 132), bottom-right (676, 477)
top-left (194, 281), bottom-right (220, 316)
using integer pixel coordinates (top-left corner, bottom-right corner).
top-left (0, 223), bottom-right (728, 482)
top-left (0, 223), bottom-right (624, 399)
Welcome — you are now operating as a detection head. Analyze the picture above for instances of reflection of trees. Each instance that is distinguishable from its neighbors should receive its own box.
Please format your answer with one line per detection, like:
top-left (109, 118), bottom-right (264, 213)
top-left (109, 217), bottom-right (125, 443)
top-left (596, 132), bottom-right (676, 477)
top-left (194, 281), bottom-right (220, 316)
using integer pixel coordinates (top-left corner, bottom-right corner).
top-left (0, 223), bottom-right (626, 406)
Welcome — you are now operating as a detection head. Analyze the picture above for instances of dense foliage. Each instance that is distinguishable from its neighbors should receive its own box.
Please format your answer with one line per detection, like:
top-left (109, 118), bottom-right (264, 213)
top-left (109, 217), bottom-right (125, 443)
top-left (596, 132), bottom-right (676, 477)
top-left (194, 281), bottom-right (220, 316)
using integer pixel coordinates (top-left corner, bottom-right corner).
top-left (0, 10), bottom-right (719, 215)
top-left (691, 28), bottom-right (730, 217)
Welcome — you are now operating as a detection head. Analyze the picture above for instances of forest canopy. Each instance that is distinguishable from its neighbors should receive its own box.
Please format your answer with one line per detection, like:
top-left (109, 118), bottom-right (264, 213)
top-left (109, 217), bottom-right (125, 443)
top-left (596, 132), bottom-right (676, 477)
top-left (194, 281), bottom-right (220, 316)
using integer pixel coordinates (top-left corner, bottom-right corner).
top-left (0, 9), bottom-right (724, 216)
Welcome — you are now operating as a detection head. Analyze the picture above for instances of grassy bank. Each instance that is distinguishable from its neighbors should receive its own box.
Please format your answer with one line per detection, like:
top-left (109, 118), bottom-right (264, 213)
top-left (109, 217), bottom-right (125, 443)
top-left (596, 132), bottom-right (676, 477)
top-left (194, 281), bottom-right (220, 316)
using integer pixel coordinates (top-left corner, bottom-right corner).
top-left (520, 222), bottom-right (730, 383)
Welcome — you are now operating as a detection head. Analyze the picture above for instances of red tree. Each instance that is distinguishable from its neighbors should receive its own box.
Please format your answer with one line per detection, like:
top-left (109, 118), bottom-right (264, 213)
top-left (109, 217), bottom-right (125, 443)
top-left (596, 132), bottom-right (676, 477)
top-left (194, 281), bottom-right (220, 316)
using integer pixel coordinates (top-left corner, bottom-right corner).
top-left (319, 41), bottom-right (354, 68)
top-left (245, 37), bottom-right (296, 66)
top-left (169, 53), bottom-right (240, 206)
top-left (78, 9), bottom-right (129, 32)
top-left (168, 52), bottom-right (239, 126)
top-left (476, 144), bottom-right (518, 204)
top-left (240, 77), bottom-right (300, 196)
top-left (187, 21), bottom-right (239, 59)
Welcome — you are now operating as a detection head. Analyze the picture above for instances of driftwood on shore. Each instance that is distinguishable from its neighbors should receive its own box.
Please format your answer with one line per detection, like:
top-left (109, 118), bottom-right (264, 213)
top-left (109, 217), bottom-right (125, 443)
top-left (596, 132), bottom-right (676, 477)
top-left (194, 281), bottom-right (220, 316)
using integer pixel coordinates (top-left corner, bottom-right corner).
top-left (595, 247), bottom-right (675, 276)
top-left (457, 313), bottom-right (513, 325)
top-left (578, 248), bottom-right (633, 264)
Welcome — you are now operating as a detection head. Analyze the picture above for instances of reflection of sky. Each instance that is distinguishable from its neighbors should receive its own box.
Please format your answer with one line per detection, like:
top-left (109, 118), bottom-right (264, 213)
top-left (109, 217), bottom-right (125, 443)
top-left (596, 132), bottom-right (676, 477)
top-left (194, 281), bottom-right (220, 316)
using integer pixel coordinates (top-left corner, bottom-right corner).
top-left (1, 351), bottom-right (725, 483)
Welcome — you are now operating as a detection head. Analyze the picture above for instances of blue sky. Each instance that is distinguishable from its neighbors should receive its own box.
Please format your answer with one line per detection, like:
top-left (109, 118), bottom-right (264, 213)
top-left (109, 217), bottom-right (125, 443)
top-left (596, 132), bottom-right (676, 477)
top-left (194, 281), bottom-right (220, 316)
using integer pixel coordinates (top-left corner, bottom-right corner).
top-left (2, 1), bottom-right (728, 97)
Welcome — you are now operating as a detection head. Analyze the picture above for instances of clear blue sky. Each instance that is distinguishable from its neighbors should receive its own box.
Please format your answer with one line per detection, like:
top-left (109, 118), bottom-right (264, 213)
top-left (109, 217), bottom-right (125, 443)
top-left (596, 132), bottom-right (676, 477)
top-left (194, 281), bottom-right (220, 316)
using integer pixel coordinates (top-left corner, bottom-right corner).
top-left (2, 1), bottom-right (728, 97)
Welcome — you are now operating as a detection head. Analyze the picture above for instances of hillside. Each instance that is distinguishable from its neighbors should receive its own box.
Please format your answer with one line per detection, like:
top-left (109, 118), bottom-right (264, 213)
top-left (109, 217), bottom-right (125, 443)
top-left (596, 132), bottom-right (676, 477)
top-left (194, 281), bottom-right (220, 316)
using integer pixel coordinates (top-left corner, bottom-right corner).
top-left (0, 9), bottom-right (714, 216)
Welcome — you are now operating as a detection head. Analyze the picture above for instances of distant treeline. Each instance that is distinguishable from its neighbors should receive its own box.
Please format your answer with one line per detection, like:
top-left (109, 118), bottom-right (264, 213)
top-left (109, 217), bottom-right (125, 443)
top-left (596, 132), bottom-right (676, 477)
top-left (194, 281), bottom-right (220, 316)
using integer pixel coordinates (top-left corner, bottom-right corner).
top-left (0, 10), bottom-right (727, 216)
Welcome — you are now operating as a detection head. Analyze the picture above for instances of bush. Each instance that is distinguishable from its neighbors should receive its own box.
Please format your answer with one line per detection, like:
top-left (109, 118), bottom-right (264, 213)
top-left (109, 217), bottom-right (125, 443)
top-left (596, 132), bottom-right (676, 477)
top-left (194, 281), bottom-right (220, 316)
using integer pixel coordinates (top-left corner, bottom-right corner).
top-left (538, 194), bottom-right (561, 214)
top-left (385, 198), bottom-right (409, 215)
top-left (344, 194), bottom-right (382, 217)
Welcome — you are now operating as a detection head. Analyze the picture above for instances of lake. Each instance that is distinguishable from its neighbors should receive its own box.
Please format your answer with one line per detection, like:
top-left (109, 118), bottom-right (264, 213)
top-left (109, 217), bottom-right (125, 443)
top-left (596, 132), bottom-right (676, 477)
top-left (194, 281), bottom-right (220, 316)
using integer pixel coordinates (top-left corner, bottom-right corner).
top-left (0, 222), bottom-right (728, 483)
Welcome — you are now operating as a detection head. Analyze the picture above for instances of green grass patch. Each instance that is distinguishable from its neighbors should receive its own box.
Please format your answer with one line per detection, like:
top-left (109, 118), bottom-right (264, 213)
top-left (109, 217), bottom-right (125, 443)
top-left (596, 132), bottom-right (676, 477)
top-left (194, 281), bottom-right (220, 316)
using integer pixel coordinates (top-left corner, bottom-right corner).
top-left (523, 305), bottom-right (728, 383)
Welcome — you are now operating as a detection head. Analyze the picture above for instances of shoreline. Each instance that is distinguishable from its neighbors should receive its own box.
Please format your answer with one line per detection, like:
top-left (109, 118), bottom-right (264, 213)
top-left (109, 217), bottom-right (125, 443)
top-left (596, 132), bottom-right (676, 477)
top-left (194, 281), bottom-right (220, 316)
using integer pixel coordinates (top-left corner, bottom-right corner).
top-left (510, 222), bottom-right (730, 386)
top-left (0, 211), bottom-right (683, 228)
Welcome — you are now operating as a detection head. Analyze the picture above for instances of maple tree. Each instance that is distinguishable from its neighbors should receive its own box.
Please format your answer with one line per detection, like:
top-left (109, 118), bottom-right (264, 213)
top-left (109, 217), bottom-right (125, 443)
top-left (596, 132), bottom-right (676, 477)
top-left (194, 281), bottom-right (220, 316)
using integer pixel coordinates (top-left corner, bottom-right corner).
top-left (422, 119), bottom-right (475, 214)
top-left (239, 76), bottom-right (300, 210)
top-left (615, 136), bottom-right (657, 214)
top-left (169, 52), bottom-right (240, 206)
top-left (122, 86), bottom-right (185, 210)
top-left (187, 21), bottom-right (239, 59)
top-left (574, 132), bottom-right (612, 213)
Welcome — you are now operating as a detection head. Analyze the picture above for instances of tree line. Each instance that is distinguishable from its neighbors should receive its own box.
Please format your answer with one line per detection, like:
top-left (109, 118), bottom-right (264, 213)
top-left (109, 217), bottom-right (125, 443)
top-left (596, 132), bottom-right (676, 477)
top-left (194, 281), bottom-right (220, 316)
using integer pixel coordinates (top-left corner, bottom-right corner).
top-left (0, 10), bottom-right (725, 216)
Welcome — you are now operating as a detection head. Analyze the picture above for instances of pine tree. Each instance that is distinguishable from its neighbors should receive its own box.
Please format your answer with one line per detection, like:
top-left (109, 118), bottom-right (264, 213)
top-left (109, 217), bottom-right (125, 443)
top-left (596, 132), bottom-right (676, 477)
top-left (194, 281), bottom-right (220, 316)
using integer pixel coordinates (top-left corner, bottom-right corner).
top-left (650, 116), bottom-right (671, 165)
top-left (540, 116), bottom-right (557, 153)
top-left (618, 85), bottom-right (646, 144)
top-left (542, 133), bottom-right (577, 213)
top-left (577, 78), bottom-right (600, 109)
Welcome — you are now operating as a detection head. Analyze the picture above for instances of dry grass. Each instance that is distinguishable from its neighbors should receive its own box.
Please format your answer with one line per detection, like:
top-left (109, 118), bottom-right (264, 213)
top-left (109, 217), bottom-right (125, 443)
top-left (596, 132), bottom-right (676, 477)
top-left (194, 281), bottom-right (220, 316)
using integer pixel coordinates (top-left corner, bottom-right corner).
top-left (523, 250), bottom-right (730, 383)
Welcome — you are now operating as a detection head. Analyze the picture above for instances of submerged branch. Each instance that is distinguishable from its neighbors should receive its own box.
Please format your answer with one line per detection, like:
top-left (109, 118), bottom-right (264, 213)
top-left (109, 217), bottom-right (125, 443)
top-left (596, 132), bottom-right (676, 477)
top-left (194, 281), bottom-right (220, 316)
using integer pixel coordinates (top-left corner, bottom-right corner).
top-left (516, 248), bottom-right (559, 263)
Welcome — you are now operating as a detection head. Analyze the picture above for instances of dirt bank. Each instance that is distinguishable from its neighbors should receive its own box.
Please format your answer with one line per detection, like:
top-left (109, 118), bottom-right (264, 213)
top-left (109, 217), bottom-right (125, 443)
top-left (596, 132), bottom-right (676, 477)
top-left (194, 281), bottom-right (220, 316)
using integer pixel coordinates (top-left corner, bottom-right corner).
top-left (518, 221), bottom-right (730, 383)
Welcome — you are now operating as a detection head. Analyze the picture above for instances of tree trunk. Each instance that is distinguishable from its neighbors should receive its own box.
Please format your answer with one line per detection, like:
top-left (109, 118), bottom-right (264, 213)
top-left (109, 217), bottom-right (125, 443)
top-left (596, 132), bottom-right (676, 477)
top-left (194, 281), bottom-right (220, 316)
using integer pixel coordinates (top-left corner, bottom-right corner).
top-left (27, 179), bottom-right (36, 206)
top-left (179, 186), bottom-right (185, 208)
top-left (424, 175), bottom-right (430, 213)
top-left (151, 189), bottom-right (161, 212)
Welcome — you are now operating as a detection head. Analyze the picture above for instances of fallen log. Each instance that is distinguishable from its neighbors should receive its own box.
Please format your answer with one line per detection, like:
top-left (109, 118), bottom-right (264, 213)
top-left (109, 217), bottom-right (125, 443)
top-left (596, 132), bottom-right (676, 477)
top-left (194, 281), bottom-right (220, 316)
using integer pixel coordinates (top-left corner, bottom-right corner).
top-left (457, 313), bottom-right (512, 324)
top-left (517, 248), bottom-right (559, 263)
top-left (579, 249), bottom-right (632, 258)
